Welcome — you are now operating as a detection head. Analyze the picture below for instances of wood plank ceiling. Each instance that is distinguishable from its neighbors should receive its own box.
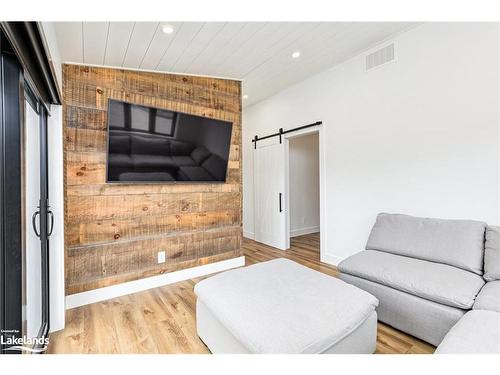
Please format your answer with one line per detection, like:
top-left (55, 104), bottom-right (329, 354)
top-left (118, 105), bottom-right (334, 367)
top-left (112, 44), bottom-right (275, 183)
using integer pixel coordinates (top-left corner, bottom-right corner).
top-left (54, 22), bottom-right (417, 106)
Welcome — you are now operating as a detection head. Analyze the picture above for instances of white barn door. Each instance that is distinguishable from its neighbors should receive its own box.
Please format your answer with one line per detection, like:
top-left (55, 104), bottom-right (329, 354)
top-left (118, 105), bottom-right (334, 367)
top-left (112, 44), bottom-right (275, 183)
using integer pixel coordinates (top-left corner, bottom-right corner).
top-left (253, 140), bottom-right (288, 250)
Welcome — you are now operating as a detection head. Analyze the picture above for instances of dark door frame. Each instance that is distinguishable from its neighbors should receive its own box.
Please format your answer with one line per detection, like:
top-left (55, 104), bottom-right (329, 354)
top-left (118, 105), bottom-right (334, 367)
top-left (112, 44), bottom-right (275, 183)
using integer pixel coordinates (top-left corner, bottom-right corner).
top-left (0, 32), bottom-right (24, 353)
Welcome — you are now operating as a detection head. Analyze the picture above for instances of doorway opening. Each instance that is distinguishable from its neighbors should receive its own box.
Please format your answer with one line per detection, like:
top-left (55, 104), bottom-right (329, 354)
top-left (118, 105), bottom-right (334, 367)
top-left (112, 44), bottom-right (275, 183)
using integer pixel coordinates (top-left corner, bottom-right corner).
top-left (252, 123), bottom-right (324, 260)
top-left (287, 132), bottom-right (320, 257)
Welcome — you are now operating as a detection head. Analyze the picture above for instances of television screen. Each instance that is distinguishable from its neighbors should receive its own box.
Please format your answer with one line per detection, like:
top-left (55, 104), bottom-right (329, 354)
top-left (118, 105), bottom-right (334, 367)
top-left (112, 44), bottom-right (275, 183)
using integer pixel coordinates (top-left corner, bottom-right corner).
top-left (106, 99), bottom-right (233, 183)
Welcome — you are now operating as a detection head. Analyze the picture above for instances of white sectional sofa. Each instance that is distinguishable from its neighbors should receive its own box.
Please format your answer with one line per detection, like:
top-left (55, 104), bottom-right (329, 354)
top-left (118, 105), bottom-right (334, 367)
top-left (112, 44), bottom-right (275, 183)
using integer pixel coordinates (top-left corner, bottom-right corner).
top-left (436, 225), bottom-right (500, 353)
top-left (338, 213), bottom-right (500, 352)
top-left (435, 310), bottom-right (500, 353)
top-left (475, 225), bottom-right (500, 313)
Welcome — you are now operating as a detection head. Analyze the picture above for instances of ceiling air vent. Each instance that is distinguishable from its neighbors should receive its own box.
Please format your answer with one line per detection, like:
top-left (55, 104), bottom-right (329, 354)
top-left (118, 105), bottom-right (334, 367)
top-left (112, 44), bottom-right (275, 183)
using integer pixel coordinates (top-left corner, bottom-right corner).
top-left (365, 43), bottom-right (395, 71)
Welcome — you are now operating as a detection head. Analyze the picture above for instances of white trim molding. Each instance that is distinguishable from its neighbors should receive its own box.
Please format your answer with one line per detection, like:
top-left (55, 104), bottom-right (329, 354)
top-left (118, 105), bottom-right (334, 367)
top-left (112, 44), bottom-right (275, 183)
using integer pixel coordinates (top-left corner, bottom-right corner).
top-left (320, 252), bottom-right (344, 267)
top-left (290, 226), bottom-right (320, 238)
top-left (47, 105), bottom-right (65, 333)
top-left (243, 230), bottom-right (255, 239)
top-left (65, 256), bottom-right (245, 310)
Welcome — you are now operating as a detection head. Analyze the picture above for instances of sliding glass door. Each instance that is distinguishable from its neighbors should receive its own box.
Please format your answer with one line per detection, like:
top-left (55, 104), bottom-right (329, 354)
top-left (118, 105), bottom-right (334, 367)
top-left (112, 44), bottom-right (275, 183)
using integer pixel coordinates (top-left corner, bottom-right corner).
top-left (1, 29), bottom-right (53, 353)
top-left (1, 22), bottom-right (60, 354)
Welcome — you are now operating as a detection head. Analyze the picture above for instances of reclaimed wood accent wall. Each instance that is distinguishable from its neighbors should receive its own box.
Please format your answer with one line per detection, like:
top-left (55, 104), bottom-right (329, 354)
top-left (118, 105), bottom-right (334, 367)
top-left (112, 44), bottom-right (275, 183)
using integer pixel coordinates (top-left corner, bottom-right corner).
top-left (63, 64), bottom-right (242, 295)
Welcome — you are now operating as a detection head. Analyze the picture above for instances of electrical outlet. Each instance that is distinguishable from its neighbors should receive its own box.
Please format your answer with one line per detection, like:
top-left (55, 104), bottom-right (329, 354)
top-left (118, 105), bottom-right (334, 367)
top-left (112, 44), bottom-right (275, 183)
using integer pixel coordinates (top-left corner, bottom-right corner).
top-left (157, 251), bottom-right (166, 264)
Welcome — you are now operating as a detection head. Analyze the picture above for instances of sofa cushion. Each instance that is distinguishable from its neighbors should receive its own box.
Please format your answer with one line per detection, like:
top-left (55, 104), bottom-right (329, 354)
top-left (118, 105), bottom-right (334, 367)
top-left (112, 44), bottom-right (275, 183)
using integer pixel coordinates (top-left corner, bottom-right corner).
top-left (340, 273), bottom-right (465, 346)
top-left (194, 258), bottom-right (378, 354)
top-left (171, 155), bottom-right (197, 167)
top-left (132, 155), bottom-right (176, 169)
top-left (484, 226), bottom-right (500, 281)
top-left (130, 135), bottom-right (170, 156)
top-left (202, 154), bottom-right (227, 181)
top-left (108, 153), bottom-right (133, 168)
top-left (338, 250), bottom-right (485, 309)
top-left (191, 146), bottom-right (211, 165)
top-left (366, 213), bottom-right (486, 275)
top-left (109, 134), bottom-right (130, 154)
top-left (170, 140), bottom-right (194, 156)
top-left (118, 172), bottom-right (174, 182)
top-left (435, 310), bottom-right (500, 354)
top-left (473, 281), bottom-right (500, 313)
top-left (178, 166), bottom-right (214, 181)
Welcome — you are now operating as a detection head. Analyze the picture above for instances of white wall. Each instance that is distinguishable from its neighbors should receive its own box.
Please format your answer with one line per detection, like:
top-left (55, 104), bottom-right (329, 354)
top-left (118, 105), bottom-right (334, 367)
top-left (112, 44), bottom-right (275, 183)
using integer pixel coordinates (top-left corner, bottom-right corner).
top-left (243, 23), bottom-right (500, 264)
top-left (289, 133), bottom-right (320, 236)
top-left (40, 22), bottom-right (62, 95)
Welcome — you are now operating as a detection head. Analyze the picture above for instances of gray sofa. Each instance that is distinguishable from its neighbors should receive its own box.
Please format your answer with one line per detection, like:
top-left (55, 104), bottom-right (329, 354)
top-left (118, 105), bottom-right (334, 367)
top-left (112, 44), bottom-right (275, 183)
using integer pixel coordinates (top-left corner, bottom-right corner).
top-left (338, 213), bottom-right (500, 347)
top-left (435, 310), bottom-right (500, 353)
top-left (475, 225), bottom-right (500, 313)
top-left (435, 225), bottom-right (500, 353)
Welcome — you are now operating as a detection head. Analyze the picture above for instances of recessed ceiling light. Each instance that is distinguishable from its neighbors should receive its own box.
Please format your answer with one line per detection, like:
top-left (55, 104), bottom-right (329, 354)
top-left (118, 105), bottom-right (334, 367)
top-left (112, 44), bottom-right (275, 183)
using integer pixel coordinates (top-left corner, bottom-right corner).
top-left (242, 95), bottom-right (249, 100)
top-left (292, 51), bottom-right (301, 59)
top-left (162, 25), bottom-right (174, 34)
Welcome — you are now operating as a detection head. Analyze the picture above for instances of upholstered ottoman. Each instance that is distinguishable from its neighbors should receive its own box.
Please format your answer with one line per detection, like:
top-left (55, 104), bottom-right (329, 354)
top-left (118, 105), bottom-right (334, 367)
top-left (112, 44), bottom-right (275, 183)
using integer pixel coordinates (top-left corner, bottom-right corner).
top-left (194, 258), bottom-right (379, 354)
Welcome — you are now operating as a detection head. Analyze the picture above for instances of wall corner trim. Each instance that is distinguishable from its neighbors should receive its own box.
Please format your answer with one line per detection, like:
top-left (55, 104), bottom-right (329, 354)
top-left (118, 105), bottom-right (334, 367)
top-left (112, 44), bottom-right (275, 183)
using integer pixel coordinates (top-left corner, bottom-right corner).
top-left (243, 230), bottom-right (255, 239)
top-left (320, 252), bottom-right (344, 267)
top-left (65, 256), bottom-right (245, 310)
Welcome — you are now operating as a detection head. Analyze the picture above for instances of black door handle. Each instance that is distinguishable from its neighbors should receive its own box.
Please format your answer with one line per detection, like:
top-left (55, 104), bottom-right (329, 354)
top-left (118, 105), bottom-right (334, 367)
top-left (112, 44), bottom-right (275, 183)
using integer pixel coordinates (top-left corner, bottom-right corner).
top-left (47, 210), bottom-right (54, 237)
top-left (32, 209), bottom-right (41, 237)
top-left (279, 192), bottom-right (283, 213)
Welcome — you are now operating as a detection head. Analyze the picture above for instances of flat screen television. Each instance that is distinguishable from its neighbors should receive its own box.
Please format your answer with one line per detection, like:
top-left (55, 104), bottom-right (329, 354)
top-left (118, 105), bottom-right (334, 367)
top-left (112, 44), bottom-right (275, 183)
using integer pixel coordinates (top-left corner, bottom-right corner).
top-left (106, 99), bottom-right (233, 183)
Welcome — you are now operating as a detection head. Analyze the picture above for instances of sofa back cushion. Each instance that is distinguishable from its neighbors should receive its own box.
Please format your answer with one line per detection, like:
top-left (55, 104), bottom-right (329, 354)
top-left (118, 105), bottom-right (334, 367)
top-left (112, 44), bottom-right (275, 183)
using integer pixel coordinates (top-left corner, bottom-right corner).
top-left (170, 140), bottom-right (194, 156)
top-left (109, 134), bottom-right (130, 154)
top-left (202, 155), bottom-right (227, 181)
top-left (484, 226), bottom-right (500, 281)
top-left (191, 146), bottom-right (211, 165)
top-left (131, 135), bottom-right (170, 156)
top-left (366, 213), bottom-right (486, 275)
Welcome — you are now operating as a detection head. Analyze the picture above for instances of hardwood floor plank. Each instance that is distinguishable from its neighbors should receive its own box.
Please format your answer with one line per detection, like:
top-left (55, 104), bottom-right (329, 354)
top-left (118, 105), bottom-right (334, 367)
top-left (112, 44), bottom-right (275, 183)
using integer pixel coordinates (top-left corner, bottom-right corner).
top-left (86, 302), bottom-right (122, 353)
top-left (376, 323), bottom-right (413, 354)
top-left (48, 232), bottom-right (435, 354)
top-left (111, 296), bottom-right (159, 354)
top-left (46, 307), bottom-right (84, 354)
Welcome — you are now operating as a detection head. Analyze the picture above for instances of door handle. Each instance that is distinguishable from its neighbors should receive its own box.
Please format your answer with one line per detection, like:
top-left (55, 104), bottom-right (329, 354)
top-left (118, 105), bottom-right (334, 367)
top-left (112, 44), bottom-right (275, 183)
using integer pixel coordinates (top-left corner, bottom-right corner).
top-left (279, 192), bottom-right (283, 213)
top-left (32, 209), bottom-right (41, 237)
top-left (47, 210), bottom-right (54, 237)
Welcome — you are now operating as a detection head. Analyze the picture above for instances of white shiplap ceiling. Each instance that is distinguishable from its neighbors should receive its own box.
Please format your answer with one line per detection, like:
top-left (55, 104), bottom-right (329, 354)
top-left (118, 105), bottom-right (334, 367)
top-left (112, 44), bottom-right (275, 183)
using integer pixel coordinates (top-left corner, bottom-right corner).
top-left (53, 22), bottom-right (416, 106)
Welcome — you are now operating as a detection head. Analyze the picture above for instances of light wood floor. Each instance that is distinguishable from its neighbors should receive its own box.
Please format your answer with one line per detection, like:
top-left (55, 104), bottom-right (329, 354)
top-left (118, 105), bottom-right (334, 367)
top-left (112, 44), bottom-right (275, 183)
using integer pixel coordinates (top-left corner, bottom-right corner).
top-left (47, 233), bottom-right (435, 354)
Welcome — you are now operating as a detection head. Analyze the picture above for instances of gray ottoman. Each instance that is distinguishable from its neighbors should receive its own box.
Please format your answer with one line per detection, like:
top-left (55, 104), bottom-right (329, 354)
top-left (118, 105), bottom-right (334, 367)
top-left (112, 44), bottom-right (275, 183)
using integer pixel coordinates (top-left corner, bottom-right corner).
top-left (194, 258), bottom-right (379, 354)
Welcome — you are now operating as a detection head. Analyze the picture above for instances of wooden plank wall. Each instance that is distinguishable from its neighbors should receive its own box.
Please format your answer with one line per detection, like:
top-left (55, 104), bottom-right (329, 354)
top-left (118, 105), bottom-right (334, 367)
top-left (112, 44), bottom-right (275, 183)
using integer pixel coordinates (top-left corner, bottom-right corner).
top-left (63, 64), bottom-right (242, 295)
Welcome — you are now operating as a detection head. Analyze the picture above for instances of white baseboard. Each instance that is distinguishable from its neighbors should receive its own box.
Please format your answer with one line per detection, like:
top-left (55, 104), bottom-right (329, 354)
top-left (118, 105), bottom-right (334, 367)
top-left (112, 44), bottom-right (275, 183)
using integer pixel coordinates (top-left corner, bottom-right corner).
top-left (320, 252), bottom-right (344, 266)
top-left (290, 226), bottom-right (320, 237)
top-left (65, 256), bottom-right (245, 309)
top-left (243, 230), bottom-right (254, 239)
